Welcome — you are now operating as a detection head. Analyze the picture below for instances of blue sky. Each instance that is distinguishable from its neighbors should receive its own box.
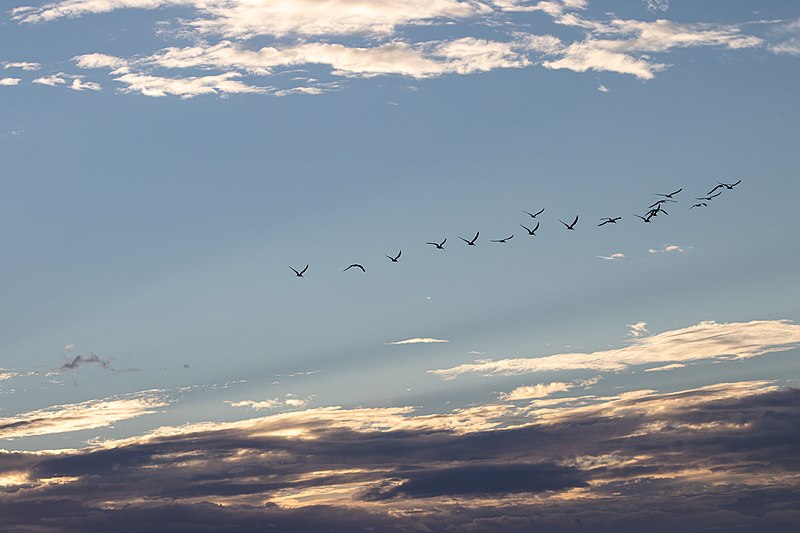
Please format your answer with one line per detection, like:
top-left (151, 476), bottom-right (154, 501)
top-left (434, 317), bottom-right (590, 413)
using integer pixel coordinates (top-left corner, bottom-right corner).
top-left (1, 1), bottom-right (800, 530)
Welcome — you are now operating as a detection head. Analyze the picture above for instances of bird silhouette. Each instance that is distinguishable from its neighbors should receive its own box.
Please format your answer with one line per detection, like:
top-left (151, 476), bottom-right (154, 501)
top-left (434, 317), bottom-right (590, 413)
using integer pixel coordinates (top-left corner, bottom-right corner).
top-left (719, 179), bottom-right (741, 190)
top-left (598, 217), bottom-right (621, 226)
top-left (690, 202), bottom-right (708, 209)
top-left (426, 238), bottom-right (446, 250)
top-left (491, 235), bottom-right (514, 243)
top-left (520, 222), bottom-right (540, 236)
top-left (695, 191), bottom-right (721, 201)
top-left (656, 188), bottom-right (682, 199)
top-left (634, 213), bottom-right (653, 223)
top-left (559, 215), bottom-right (579, 230)
top-left (523, 208), bottom-right (545, 218)
top-left (460, 231), bottom-right (480, 246)
top-left (290, 265), bottom-right (309, 277)
top-left (386, 251), bottom-right (401, 262)
top-left (651, 205), bottom-right (669, 216)
top-left (343, 264), bottom-right (366, 273)
top-left (649, 199), bottom-right (675, 208)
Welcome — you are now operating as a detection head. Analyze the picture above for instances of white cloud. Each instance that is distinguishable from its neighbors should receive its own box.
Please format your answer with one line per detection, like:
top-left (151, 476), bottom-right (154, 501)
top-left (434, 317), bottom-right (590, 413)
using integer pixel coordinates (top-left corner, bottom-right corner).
top-left (644, 363), bottom-right (685, 372)
top-left (113, 71), bottom-right (266, 98)
top-left (0, 78), bottom-right (21, 86)
top-left (500, 381), bottom-right (572, 400)
top-left (627, 321), bottom-right (649, 337)
top-left (32, 73), bottom-right (67, 86)
top-left (226, 395), bottom-right (309, 411)
top-left (387, 337), bottom-right (449, 345)
top-left (430, 320), bottom-right (800, 379)
top-left (0, 392), bottom-right (169, 440)
top-left (3, 61), bottom-right (41, 70)
top-left (649, 244), bottom-right (685, 253)
top-left (543, 41), bottom-right (666, 80)
top-left (598, 252), bottom-right (623, 260)
top-left (770, 37), bottom-right (800, 56)
top-left (141, 38), bottom-right (528, 80)
top-left (70, 78), bottom-right (102, 91)
top-left (596, 82), bottom-right (608, 92)
top-left (73, 53), bottom-right (130, 73)
top-left (13, 0), bottom-right (487, 38)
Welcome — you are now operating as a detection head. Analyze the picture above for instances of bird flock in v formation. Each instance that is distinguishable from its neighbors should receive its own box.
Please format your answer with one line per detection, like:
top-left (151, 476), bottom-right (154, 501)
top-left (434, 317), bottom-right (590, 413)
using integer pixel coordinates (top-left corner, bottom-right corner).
top-left (289, 179), bottom-right (742, 277)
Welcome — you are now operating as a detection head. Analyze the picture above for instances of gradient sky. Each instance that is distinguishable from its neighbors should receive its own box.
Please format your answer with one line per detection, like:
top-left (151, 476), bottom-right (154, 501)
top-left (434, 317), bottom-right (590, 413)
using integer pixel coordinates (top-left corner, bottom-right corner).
top-left (1, 1), bottom-right (800, 531)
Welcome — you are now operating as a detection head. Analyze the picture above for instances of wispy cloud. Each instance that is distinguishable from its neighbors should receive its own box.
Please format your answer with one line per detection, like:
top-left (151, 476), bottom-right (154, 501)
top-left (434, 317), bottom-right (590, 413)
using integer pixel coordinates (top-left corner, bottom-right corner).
top-left (648, 244), bottom-right (685, 253)
top-left (0, 391), bottom-right (169, 440)
top-left (0, 78), bottom-right (21, 86)
top-left (597, 252), bottom-right (623, 260)
top-left (596, 82), bottom-right (609, 92)
top-left (644, 0), bottom-right (669, 13)
top-left (644, 362), bottom-right (686, 372)
top-left (3, 61), bottom-right (41, 70)
top-left (430, 320), bottom-right (800, 379)
top-left (387, 337), bottom-right (449, 345)
top-left (226, 395), bottom-right (309, 411)
top-left (627, 321), bottom-right (649, 337)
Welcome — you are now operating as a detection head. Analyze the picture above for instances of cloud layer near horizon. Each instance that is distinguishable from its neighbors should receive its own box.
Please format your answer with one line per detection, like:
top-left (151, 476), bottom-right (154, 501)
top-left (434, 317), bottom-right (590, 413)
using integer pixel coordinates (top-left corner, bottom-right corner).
top-left (0, 380), bottom-right (798, 531)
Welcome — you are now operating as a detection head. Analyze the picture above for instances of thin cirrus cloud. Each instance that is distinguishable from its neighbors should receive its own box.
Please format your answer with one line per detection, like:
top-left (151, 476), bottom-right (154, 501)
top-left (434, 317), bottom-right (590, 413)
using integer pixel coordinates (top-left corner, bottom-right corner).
top-left (3, 61), bottom-right (41, 70)
top-left (430, 319), bottom-right (800, 379)
top-left (387, 337), bottom-right (449, 345)
top-left (0, 391), bottom-right (170, 440)
top-left (7, 0), bottom-right (783, 98)
top-left (0, 380), bottom-right (797, 531)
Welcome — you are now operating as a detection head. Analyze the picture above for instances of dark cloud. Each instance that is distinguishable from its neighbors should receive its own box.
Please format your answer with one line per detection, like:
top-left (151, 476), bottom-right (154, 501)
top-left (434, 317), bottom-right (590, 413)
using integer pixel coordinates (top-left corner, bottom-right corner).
top-left (60, 353), bottom-right (111, 371)
top-left (0, 385), bottom-right (798, 531)
top-left (362, 463), bottom-right (587, 500)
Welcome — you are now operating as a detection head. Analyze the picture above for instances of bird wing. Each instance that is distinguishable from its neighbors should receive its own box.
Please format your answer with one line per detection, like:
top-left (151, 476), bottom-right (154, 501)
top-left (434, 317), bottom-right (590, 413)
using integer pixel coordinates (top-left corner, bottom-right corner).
top-left (571, 214), bottom-right (579, 226)
top-left (357, 264), bottom-right (365, 272)
top-left (289, 266), bottom-right (300, 275)
top-left (396, 251), bottom-right (401, 260)
top-left (535, 208), bottom-right (545, 217)
top-left (533, 222), bottom-right (539, 232)
top-left (559, 220), bottom-right (568, 227)
top-left (732, 179), bottom-right (741, 187)
top-left (671, 188), bottom-right (682, 196)
top-left (473, 231), bottom-right (480, 242)
top-left (598, 220), bottom-right (608, 226)
top-left (520, 224), bottom-right (530, 232)
top-left (300, 265), bottom-right (309, 275)
top-left (708, 184), bottom-right (723, 195)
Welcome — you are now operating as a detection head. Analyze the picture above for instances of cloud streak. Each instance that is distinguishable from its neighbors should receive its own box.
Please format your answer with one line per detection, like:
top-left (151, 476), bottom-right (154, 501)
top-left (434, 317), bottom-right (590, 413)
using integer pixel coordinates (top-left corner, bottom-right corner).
top-left (430, 320), bottom-right (800, 379)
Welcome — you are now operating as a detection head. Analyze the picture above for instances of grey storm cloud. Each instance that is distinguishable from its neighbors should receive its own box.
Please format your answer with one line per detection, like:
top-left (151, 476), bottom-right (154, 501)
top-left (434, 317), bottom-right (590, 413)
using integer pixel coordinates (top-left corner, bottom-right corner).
top-left (0, 383), bottom-right (798, 531)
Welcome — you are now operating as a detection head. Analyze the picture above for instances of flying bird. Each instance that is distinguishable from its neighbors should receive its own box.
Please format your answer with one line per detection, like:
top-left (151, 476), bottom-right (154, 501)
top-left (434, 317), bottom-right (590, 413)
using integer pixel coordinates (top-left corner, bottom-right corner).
top-left (598, 217), bottom-right (621, 226)
top-left (343, 264), bottom-right (366, 273)
top-left (289, 265), bottom-right (309, 277)
top-left (559, 215), bottom-right (579, 230)
top-left (427, 238), bottom-right (446, 250)
top-left (656, 188), bottom-right (682, 199)
top-left (634, 213), bottom-right (653, 223)
top-left (649, 199), bottom-right (675, 208)
top-left (690, 202), bottom-right (707, 209)
top-left (523, 208), bottom-right (545, 218)
top-left (651, 205), bottom-right (668, 216)
top-left (491, 235), bottom-right (514, 243)
top-left (695, 192), bottom-right (721, 201)
top-left (460, 231), bottom-right (480, 246)
top-left (386, 251), bottom-right (401, 262)
top-left (520, 222), bottom-right (540, 236)
top-left (717, 179), bottom-right (742, 191)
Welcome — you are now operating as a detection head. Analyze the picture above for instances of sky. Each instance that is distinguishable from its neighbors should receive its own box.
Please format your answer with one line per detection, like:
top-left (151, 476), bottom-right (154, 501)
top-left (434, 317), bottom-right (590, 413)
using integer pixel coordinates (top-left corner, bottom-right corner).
top-left (1, 0), bottom-right (800, 530)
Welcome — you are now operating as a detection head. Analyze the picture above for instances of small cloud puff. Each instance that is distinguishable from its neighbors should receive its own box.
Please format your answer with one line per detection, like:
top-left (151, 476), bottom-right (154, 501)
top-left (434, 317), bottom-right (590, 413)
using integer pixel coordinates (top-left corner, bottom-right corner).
top-left (387, 337), bottom-right (449, 345)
